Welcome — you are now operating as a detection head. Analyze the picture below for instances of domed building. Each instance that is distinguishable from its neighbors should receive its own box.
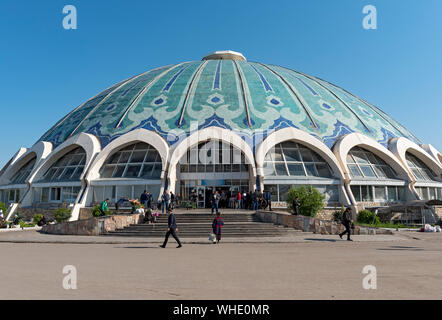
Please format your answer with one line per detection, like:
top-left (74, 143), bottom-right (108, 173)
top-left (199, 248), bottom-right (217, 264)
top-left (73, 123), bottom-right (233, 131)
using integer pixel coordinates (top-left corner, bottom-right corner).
top-left (1, 50), bottom-right (441, 220)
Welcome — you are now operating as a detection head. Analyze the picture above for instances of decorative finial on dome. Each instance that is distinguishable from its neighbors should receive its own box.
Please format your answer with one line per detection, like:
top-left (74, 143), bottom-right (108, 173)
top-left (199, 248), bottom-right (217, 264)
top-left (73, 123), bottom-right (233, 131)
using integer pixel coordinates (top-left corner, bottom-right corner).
top-left (202, 50), bottom-right (246, 61)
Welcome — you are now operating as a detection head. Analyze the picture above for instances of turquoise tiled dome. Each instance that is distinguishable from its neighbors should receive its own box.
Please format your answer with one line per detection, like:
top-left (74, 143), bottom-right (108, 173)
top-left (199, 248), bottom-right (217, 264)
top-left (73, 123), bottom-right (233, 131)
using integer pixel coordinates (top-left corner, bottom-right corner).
top-left (38, 55), bottom-right (420, 150)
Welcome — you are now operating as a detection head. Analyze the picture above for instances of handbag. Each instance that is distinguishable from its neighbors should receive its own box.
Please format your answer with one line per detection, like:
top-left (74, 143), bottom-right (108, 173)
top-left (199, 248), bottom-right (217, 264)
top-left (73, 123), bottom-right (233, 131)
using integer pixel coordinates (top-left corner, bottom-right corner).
top-left (209, 233), bottom-right (216, 243)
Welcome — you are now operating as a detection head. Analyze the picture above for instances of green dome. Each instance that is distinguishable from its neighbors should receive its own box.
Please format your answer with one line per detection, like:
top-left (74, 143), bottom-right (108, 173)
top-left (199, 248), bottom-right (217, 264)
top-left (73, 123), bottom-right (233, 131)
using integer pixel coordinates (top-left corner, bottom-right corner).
top-left (38, 53), bottom-right (420, 149)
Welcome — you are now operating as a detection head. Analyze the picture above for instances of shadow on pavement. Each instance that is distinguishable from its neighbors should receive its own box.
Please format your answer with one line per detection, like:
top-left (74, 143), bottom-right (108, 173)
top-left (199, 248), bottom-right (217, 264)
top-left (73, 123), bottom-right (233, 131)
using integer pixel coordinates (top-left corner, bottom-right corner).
top-left (304, 238), bottom-right (338, 242)
top-left (377, 245), bottom-right (424, 251)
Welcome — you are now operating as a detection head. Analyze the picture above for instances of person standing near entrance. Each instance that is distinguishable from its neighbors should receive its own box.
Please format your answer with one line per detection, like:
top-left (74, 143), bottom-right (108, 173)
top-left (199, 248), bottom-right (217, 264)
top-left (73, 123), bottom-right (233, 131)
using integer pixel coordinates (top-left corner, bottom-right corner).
top-left (211, 191), bottom-right (220, 214)
top-left (292, 196), bottom-right (300, 215)
top-left (161, 190), bottom-right (170, 214)
top-left (252, 190), bottom-right (258, 211)
top-left (339, 207), bottom-right (353, 241)
top-left (264, 190), bottom-right (272, 211)
top-left (140, 190), bottom-right (148, 209)
top-left (160, 209), bottom-right (182, 248)
top-left (212, 212), bottom-right (224, 244)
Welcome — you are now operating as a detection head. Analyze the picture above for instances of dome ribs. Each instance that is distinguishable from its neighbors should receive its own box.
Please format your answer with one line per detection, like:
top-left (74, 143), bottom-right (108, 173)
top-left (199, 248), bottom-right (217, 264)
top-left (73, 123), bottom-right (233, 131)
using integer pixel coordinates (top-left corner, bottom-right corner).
top-left (67, 67), bottom-right (164, 139)
top-left (177, 61), bottom-right (208, 128)
top-left (303, 72), bottom-right (421, 144)
top-left (233, 60), bottom-right (253, 128)
top-left (292, 70), bottom-right (373, 134)
top-left (256, 62), bottom-right (319, 129)
top-left (39, 78), bottom-right (129, 142)
top-left (115, 63), bottom-right (186, 129)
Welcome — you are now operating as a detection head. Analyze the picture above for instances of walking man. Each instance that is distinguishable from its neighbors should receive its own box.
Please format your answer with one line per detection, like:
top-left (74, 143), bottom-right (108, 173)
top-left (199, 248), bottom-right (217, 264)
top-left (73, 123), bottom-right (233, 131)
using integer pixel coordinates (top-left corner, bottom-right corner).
top-left (339, 207), bottom-right (353, 241)
top-left (160, 209), bottom-right (183, 248)
top-left (292, 196), bottom-right (300, 215)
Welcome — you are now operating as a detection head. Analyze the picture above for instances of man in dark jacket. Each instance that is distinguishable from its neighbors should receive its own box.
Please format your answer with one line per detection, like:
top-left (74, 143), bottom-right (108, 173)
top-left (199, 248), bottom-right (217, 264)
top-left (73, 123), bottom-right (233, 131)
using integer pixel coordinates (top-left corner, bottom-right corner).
top-left (339, 207), bottom-right (353, 241)
top-left (160, 209), bottom-right (182, 248)
top-left (292, 197), bottom-right (300, 215)
top-left (140, 190), bottom-right (148, 209)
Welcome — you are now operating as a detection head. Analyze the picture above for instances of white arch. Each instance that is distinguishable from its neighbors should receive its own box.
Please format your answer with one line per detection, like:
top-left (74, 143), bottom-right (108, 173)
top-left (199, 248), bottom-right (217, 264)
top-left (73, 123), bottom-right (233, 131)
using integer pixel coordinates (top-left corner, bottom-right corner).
top-left (256, 127), bottom-right (350, 206)
top-left (0, 141), bottom-right (53, 185)
top-left (333, 133), bottom-right (411, 182)
top-left (420, 143), bottom-right (442, 168)
top-left (29, 133), bottom-right (101, 183)
top-left (256, 127), bottom-right (345, 179)
top-left (167, 127), bottom-right (256, 192)
top-left (85, 128), bottom-right (169, 182)
top-left (390, 137), bottom-right (442, 181)
top-left (0, 147), bottom-right (27, 180)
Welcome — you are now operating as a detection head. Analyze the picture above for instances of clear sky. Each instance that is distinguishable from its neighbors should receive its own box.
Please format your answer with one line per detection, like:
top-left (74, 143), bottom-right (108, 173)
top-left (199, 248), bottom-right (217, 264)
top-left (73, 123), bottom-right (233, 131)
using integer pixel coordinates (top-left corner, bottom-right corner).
top-left (0, 0), bottom-right (441, 168)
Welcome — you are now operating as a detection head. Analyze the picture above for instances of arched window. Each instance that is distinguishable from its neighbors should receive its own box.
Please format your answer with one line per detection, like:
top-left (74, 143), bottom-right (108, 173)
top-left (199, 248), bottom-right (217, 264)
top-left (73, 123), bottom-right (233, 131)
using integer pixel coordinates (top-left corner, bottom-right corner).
top-left (41, 147), bottom-right (86, 182)
top-left (179, 141), bottom-right (249, 173)
top-left (10, 157), bottom-right (36, 184)
top-left (99, 142), bottom-right (162, 179)
top-left (346, 147), bottom-right (397, 179)
top-left (405, 153), bottom-right (438, 181)
top-left (263, 141), bottom-right (333, 178)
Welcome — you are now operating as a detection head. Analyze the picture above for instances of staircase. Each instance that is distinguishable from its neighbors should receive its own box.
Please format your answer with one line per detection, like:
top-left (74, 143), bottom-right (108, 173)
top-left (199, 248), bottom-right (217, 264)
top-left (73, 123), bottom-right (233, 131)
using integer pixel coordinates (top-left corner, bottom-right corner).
top-left (103, 213), bottom-right (299, 238)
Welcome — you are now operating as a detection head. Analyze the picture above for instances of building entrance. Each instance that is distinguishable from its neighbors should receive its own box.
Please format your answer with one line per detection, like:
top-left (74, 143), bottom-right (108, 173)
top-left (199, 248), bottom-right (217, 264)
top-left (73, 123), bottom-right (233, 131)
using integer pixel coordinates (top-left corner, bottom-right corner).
top-left (182, 181), bottom-right (249, 209)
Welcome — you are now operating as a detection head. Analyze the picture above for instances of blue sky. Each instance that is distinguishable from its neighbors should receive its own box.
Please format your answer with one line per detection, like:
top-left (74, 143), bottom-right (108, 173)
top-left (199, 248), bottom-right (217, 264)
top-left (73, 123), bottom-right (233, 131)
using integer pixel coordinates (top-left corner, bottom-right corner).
top-left (0, 0), bottom-right (441, 168)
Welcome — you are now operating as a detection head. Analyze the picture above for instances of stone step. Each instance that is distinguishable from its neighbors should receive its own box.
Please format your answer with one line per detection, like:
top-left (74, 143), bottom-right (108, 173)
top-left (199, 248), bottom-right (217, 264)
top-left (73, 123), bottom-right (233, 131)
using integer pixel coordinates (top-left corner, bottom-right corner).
top-left (102, 213), bottom-right (294, 238)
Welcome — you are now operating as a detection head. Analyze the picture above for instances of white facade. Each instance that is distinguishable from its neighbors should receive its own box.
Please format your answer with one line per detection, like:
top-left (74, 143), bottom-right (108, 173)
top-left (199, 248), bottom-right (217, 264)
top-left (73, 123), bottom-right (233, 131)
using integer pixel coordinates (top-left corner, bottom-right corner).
top-left (1, 126), bottom-right (442, 220)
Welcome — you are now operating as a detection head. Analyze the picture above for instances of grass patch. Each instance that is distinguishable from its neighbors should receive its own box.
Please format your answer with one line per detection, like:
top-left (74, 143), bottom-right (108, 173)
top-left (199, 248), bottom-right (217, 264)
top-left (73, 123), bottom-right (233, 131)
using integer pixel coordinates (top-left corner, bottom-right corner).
top-left (356, 222), bottom-right (416, 229)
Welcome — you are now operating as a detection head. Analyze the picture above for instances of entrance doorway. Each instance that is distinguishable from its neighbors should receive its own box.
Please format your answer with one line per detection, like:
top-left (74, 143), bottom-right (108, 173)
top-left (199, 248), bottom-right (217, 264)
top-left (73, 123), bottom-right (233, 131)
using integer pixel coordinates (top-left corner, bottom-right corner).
top-left (192, 184), bottom-right (246, 209)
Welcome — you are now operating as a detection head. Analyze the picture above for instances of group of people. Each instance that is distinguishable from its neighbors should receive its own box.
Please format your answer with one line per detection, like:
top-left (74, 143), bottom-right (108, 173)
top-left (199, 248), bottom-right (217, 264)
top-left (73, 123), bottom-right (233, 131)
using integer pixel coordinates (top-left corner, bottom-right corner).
top-left (208, 189), bottom-right (273, 213)
top-left (98, 190), bottom-right (183, 217)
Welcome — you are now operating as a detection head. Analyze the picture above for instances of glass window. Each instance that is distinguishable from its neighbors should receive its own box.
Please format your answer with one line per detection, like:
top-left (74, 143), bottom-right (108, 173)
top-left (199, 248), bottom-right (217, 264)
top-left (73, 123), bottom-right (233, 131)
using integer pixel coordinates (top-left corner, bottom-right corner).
top-left (41, 147), bottom-right (86, 182)
top-left (406, 153), bottom-right (438, 181)
top-left (374, 186), bottom-right (387, 201)
top-left (361, 185), bottom-right (373, 202)
top-left (10, 157), bottom-right (36, 184)
top-left (347, 147), bottom-right (398, 180)
top-left (360, 165), bottom-right (376, 177)
top-left (178, 141), bottom-right (249, 173)
top-left (387, 186), bottom-right (397, 202)
top-left (351, 185), bottom-right (361, 202)
top-left (287, 163), bottom-right (304, 176)
top-left (100, 143), bottom-right (162, 180)
top-left (263, 142), bottom-right (333, 178)
top-left (278, 185), bottom-right (291, 202)
top-left (348, 164), bottom-right (363, 178)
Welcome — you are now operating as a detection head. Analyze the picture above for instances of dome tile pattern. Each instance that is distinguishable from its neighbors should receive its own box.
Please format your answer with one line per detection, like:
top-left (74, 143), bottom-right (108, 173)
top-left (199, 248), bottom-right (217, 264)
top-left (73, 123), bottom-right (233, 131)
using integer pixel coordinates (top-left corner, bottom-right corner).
top-left (38, 60), bottom-right (420, 150)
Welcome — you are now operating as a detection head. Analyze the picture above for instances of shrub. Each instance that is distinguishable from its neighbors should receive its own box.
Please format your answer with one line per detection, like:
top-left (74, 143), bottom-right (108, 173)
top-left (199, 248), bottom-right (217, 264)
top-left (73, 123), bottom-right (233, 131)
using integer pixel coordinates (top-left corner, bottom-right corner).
top-left (33, 214), bottom-right (44, 224)
top-left (333, 206), bottom-right (346, 222)
top-left (0, 201), bottom-right (7, 215)
top-left (54, 208), bottom-right (71, 223)
top-left (286, 186), bottom-right (325, 218)
top-left (92, 205), bottom-right (110, 217)
top-left (357, 209), bottom-right (380, 225)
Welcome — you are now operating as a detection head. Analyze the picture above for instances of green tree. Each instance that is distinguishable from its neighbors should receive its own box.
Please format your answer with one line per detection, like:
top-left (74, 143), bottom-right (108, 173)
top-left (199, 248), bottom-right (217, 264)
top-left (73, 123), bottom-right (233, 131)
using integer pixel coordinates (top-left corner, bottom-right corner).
top-left (286, 186), bottom-right (325, 218)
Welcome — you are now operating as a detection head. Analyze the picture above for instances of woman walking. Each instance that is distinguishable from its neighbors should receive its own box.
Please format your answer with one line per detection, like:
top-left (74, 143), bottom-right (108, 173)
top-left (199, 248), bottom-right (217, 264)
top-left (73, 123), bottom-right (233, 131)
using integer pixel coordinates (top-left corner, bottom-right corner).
top-left (212, 212), bottom-right (224, 244)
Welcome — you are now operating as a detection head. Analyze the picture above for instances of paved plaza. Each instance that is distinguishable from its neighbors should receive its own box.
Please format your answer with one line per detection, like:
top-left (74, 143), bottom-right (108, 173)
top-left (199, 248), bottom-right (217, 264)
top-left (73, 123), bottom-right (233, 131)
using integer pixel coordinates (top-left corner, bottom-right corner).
top-left (0, 230), bottom-right (441, 300)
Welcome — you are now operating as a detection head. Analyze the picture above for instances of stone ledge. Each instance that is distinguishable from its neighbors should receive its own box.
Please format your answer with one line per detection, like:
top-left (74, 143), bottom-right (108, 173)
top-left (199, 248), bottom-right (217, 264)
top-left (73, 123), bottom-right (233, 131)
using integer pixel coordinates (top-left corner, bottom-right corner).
top-left (41, 214), bottom-right (143, 236)
top-left (256, 211), bottom-right (393, 235)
